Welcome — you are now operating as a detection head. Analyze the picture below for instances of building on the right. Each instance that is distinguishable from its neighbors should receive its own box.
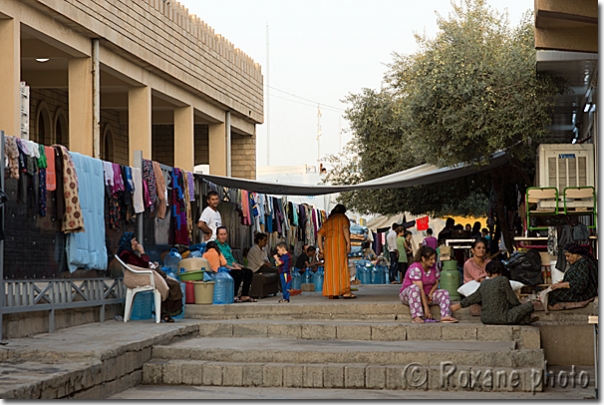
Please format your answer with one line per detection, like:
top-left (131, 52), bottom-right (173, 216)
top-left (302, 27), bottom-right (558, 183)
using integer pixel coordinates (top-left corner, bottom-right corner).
top-left (534, 0), bottom-right (598, 194)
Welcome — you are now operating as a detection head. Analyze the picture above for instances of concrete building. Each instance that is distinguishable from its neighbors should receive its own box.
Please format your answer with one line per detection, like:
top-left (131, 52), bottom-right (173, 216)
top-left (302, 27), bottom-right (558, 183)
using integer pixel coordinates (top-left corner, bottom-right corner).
top-left (0, 0), bottom-right (263, 178)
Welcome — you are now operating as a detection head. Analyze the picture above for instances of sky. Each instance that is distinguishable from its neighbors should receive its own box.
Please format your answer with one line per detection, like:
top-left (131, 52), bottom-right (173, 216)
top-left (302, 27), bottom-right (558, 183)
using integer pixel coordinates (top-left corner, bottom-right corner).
top-left (179, 0), bottom-right (534, 169)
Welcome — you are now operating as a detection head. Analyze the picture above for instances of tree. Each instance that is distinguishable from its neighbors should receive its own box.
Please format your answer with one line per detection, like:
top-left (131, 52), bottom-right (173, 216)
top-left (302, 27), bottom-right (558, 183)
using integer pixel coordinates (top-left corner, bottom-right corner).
top-left (328, 0), bottom-right (565, 250)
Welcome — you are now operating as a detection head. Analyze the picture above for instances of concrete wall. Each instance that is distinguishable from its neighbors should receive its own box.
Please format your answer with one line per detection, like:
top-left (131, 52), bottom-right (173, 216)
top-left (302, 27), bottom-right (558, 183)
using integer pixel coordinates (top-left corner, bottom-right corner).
top-left (2, 305), bottom-right (122, 339)
top-left (540, 324), bottom-right (595, 366)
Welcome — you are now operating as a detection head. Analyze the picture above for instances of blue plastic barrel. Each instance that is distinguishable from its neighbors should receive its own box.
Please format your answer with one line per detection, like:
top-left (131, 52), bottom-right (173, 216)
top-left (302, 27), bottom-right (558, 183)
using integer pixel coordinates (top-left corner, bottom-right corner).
top-left (303, 268), bottom-right (313, 284)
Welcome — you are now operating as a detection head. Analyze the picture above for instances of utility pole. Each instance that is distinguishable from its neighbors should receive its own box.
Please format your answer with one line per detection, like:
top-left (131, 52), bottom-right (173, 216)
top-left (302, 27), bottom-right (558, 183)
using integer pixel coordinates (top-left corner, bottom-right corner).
top-left (266, 23), bottom-right (270, 166)
top-left (316, 103), bottom-right (322, 164)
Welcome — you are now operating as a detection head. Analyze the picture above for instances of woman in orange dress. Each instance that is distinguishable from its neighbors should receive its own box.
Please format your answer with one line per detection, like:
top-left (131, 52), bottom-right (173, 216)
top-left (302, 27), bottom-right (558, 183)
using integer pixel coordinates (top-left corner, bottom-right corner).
top-left (317, 204), bottom-right (355, 299)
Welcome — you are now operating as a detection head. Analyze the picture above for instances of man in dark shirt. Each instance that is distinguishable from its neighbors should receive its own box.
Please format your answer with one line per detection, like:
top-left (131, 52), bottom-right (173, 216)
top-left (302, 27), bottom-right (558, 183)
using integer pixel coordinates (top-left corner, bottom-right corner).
top-left (296, 246), bottom-right (320, 273)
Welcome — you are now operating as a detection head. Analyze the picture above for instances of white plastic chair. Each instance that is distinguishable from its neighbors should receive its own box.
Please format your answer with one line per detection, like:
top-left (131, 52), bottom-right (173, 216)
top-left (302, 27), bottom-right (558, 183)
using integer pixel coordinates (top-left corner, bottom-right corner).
top-left (115, 255), bottom-right (163, 323)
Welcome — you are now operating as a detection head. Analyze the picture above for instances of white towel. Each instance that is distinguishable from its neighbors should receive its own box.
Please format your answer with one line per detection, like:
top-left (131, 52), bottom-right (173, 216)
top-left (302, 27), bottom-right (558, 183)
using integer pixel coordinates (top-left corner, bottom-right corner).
top-left (103, 161), bottom-right (114, 187)
top-left (132, 167), bottom-right (145, 214)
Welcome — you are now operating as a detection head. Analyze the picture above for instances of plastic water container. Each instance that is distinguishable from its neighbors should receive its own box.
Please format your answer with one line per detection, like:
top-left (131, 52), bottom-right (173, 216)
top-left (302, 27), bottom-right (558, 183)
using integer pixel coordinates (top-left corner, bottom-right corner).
top-left (303, 268), bottom-right (314, 284)
top-left (382, 265), bottom-right (390, 284)
top-left (313, 266), bottom-right (324, 292)
top-left (164, 248), bottom-right (183, 273)
top-left (213, 267), bottom-right (234, 304)
top-left (357, 261), bottom-right (372, 285)
top-left (130, 291), bottom-right (153, 320)
top-left (292, 268), bottom-right (302, 290)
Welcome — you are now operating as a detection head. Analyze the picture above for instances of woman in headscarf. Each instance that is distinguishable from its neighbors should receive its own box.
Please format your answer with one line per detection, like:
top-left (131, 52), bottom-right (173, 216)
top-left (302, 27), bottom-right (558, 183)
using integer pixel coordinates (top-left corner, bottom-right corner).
top-left (547, 243), bottom-right (598, 306)
top-left (317, 204), bottom-right (355, 299)
top-left (117, 232), bottom-right (183, 322)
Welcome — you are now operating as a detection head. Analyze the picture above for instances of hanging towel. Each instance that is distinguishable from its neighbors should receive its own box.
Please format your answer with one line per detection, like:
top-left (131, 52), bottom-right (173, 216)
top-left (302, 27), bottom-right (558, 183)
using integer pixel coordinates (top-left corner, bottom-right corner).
top-left (142, 159), bottom-right (157, 212)
top-left (186, 171), bottom-right (195, 201)
top-left (66, 152), bottom-right (107, 272)
top-left (44, 146), bottom-right (56, 191)
top-left (153, 161), bottom-right (167, 219)
top-left (5, 136), bottom-right (20, 180)
top-left (111, 163), bottom-right (125, 193)
top-left (103, 161), bottom-right (114, 187)
top-left (55, 145), bottom-right (84, 233)
top-left (131, 167), bottom-right (145, 214)
top-left (37, 144), bottom-right (47, 169)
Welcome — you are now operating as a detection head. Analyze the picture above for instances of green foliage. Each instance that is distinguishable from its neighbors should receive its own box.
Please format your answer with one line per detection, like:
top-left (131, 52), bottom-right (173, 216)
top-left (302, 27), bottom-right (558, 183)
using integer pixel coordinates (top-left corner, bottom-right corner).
top-left (325, 0), bottom-right (565, 217)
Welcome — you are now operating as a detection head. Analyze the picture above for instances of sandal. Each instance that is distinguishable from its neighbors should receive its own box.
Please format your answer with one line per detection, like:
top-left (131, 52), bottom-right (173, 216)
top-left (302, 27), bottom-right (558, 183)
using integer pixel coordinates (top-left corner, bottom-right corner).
top-left (412, 317), bottom-right (424, 324)
top-left (328, 296), bottom-right (339, 299)
top-left (440, 316), bottom-right (459, 323)
top-left (342, 293), bottom-right (357, 299)
top-left (278, 299), bottom-right (290, 303)
top-left (236, 297), bottom-right (258, 303)
top-left (162, 315), bottom-right (175, 323)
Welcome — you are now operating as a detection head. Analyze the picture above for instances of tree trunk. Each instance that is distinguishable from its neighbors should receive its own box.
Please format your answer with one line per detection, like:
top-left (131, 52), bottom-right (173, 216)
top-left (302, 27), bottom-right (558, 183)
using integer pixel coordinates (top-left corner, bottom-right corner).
top-left (490, 168), bottom-right (515, 254)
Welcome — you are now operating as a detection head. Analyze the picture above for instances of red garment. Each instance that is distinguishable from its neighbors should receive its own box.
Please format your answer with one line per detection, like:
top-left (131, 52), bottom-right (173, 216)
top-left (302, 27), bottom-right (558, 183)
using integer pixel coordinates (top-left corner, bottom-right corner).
top-left (119, 250), bottom-right (150, 268)
top-left (44, 146), bottom-right (56, 191)
top-left (416, 216), bottom-right (429, 231)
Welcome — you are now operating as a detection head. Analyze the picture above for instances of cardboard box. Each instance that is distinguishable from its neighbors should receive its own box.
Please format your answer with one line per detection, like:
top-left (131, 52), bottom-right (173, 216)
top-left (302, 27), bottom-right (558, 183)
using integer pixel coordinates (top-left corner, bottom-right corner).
top-left (440, 246), bottom-right (452, 261)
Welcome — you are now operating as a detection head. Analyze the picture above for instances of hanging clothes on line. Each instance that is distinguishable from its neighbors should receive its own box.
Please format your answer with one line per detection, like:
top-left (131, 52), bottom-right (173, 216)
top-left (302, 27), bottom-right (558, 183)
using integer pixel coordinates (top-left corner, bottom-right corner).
top-left (171, 168), bottom-right (189, 245)
top-left (54, 145), bottom-right (84, 234)
top-left (142, 159), bottom-right (157, 213)
top-left (153, 161), bottom-right (167, 219)
top-left (37, 144), bottom-right (47, 217)
top-left (5, 136), bottom-right (20, 180)
top-left (131, 167), bottom-right (145, 214)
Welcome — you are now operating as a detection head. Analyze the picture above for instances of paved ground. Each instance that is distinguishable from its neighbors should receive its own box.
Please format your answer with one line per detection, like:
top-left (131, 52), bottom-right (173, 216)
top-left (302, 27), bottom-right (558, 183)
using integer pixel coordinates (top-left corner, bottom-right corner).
top-left (108, 383), bottom-right (596, 400)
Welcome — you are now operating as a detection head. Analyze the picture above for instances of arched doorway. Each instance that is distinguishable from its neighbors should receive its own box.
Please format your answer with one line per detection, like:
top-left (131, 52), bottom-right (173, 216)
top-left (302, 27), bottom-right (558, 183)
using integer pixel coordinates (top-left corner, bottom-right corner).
top-left (35, 102), bottom-right (51, 145)
top-left (101, 125), bottom-right (114, 162)
top-left (54, 108), bottom-right (69, 147)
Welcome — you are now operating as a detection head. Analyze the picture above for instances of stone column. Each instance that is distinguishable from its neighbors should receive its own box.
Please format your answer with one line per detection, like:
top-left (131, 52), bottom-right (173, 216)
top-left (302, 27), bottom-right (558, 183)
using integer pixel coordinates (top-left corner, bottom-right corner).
top-left (208, 121), bottom-right (227, 176)
top-left (174, 105), bottom-right (194, 171)
top-left (0, 19), bottom-right (21, 138)
top-left (128, 86), bottom-right (152, 166)
top-left (68, 57), bottom-right (93, 154)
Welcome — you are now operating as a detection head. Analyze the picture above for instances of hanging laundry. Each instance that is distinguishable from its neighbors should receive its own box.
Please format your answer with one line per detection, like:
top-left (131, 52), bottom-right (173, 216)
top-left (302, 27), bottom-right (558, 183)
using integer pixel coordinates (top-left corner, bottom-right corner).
top-left (53, 146), bottom-right (65, 220)
top-left (186, 171), bottom-right (195, 201)
top-left (44, 146), bottom-right (56, 191)
top-left (131, 167), bottom-right (145, 214)
top-left (111, 163), bottom-right (125, 193)
top-left (5, 136), bottom-right (20, 180)
top-left (103, 161), bottom-right (114, 187)
top-left (416, 216), bottom-right (430, 231)
top-left (54, 145), bottom-right (84, 233)
top-left (142, 159), bottom-right (157, 213)
top-left (153, 161), bottom-right (167, 219)
top-left (182, 169), bottom-right (193, 241)
top-left (171, 168), bottom-right (189, 245)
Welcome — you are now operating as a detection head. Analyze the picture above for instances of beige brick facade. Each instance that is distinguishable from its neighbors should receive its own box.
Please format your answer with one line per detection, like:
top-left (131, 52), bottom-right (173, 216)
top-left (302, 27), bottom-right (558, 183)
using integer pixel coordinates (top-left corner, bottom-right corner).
top-left (0, 0), bottom-right (261, 177)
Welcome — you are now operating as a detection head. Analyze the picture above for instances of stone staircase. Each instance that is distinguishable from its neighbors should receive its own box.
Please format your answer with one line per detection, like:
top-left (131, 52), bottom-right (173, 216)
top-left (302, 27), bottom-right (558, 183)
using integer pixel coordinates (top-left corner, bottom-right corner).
top-left (142, 318), bottom-right (545, 392)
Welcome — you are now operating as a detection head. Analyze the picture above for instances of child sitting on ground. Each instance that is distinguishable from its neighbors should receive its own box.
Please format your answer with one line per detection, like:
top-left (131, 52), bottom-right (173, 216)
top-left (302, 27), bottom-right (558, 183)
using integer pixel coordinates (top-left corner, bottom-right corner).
top-left (273, 242), bottom-right (292, 303)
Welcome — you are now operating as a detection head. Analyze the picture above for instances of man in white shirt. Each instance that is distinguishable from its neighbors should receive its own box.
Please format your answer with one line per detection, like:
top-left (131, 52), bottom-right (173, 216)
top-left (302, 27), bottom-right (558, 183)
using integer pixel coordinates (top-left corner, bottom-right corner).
top-left (387, 223), bottom-right (401, 284)
top-left (197, 191), bottom-right (222, 241)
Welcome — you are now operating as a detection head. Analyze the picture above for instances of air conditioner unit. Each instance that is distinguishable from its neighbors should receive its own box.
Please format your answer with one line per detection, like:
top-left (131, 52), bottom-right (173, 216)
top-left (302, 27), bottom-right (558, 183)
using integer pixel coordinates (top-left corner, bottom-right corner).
top-left (536, 144), bottom-right (595, 209)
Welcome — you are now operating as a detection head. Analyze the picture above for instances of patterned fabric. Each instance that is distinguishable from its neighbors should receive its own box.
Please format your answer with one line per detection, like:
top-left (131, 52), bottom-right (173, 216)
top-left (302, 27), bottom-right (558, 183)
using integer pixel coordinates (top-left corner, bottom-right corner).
top-left (460, 276), bottom-right (534, 324)
top-left (5, 136), bottom-right (20, 179)
top-left (142, 159), bottom-right (157, 212)
top-left (317, 213), bottom-right (351, 297)
top-left (400, 285), bottom-right (452, 318)
top-left (38, 168), bottom-right (47, 217)
top-left (111, 163), bottom-right (125, 193)
top-left (401, 262), bottom-right (440, 296)
top-left (186, 171), bottom-right (195, 201)
top-left (548, 257), bottom-right (598, 306)
top-left (55, 146), bottom-right (84, 233)
top-left (153, 161), bottom-right (167, 219)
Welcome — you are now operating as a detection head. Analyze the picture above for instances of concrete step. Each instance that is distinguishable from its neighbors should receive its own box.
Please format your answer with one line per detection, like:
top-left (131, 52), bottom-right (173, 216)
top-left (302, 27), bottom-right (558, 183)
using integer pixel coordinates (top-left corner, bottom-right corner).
top-left (152, 337), bottom-right (544, 368)
top-left (186, 300), bottom-right (482, 322)
top-left (142, 359), bottom-right (545, 392)
top-left (197, 319), bottom-right (540, 349)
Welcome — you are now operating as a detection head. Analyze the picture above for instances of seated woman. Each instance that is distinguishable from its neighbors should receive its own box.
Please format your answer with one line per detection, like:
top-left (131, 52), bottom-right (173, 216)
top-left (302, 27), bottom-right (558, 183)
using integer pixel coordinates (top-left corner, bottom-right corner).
top-left (547, 243), bottom-right (598, 306)
top-left (451, 261), bottom-right (538, 325)
top-left (463, 238), bottom-right (490, 283)
top-left (202, 241), bottom-right (227, 272)
top-left (118, 232), bottom-right (182, 323)
top-left (399, 246), bottom-right (458, 323)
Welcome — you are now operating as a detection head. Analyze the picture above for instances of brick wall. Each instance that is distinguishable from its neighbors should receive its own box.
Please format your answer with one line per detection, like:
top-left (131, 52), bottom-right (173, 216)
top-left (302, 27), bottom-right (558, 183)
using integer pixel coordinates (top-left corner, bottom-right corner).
top-left (194, 124), bottom-right (209, 165)
top-left (101, 109), bottom-right (128, 165)
top-left (28, 0), bottom-right (263, 122)
top-left (29, 89), bottom-right (68, 146)
top-left (152, 124), bottom-right (174, 166)
top-left (231, 133), bottom-right (256, 179)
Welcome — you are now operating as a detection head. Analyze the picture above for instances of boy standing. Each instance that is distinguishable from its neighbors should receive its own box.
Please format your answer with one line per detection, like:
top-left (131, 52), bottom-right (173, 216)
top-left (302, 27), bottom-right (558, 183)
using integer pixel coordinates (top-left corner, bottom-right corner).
top-left (274, 242), bottom-right (292, 303)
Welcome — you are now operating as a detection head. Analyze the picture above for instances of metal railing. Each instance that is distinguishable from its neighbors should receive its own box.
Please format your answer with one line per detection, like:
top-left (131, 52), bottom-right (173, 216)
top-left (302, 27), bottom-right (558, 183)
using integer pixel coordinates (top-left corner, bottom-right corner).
top-left (1, 277), bottom-right (125, 338)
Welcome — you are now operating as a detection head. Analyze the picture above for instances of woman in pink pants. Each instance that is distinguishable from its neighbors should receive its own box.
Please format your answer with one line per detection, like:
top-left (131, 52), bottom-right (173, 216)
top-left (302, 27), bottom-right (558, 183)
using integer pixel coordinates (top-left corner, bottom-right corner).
top-left (399, 246), bottom-right (458, 323)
